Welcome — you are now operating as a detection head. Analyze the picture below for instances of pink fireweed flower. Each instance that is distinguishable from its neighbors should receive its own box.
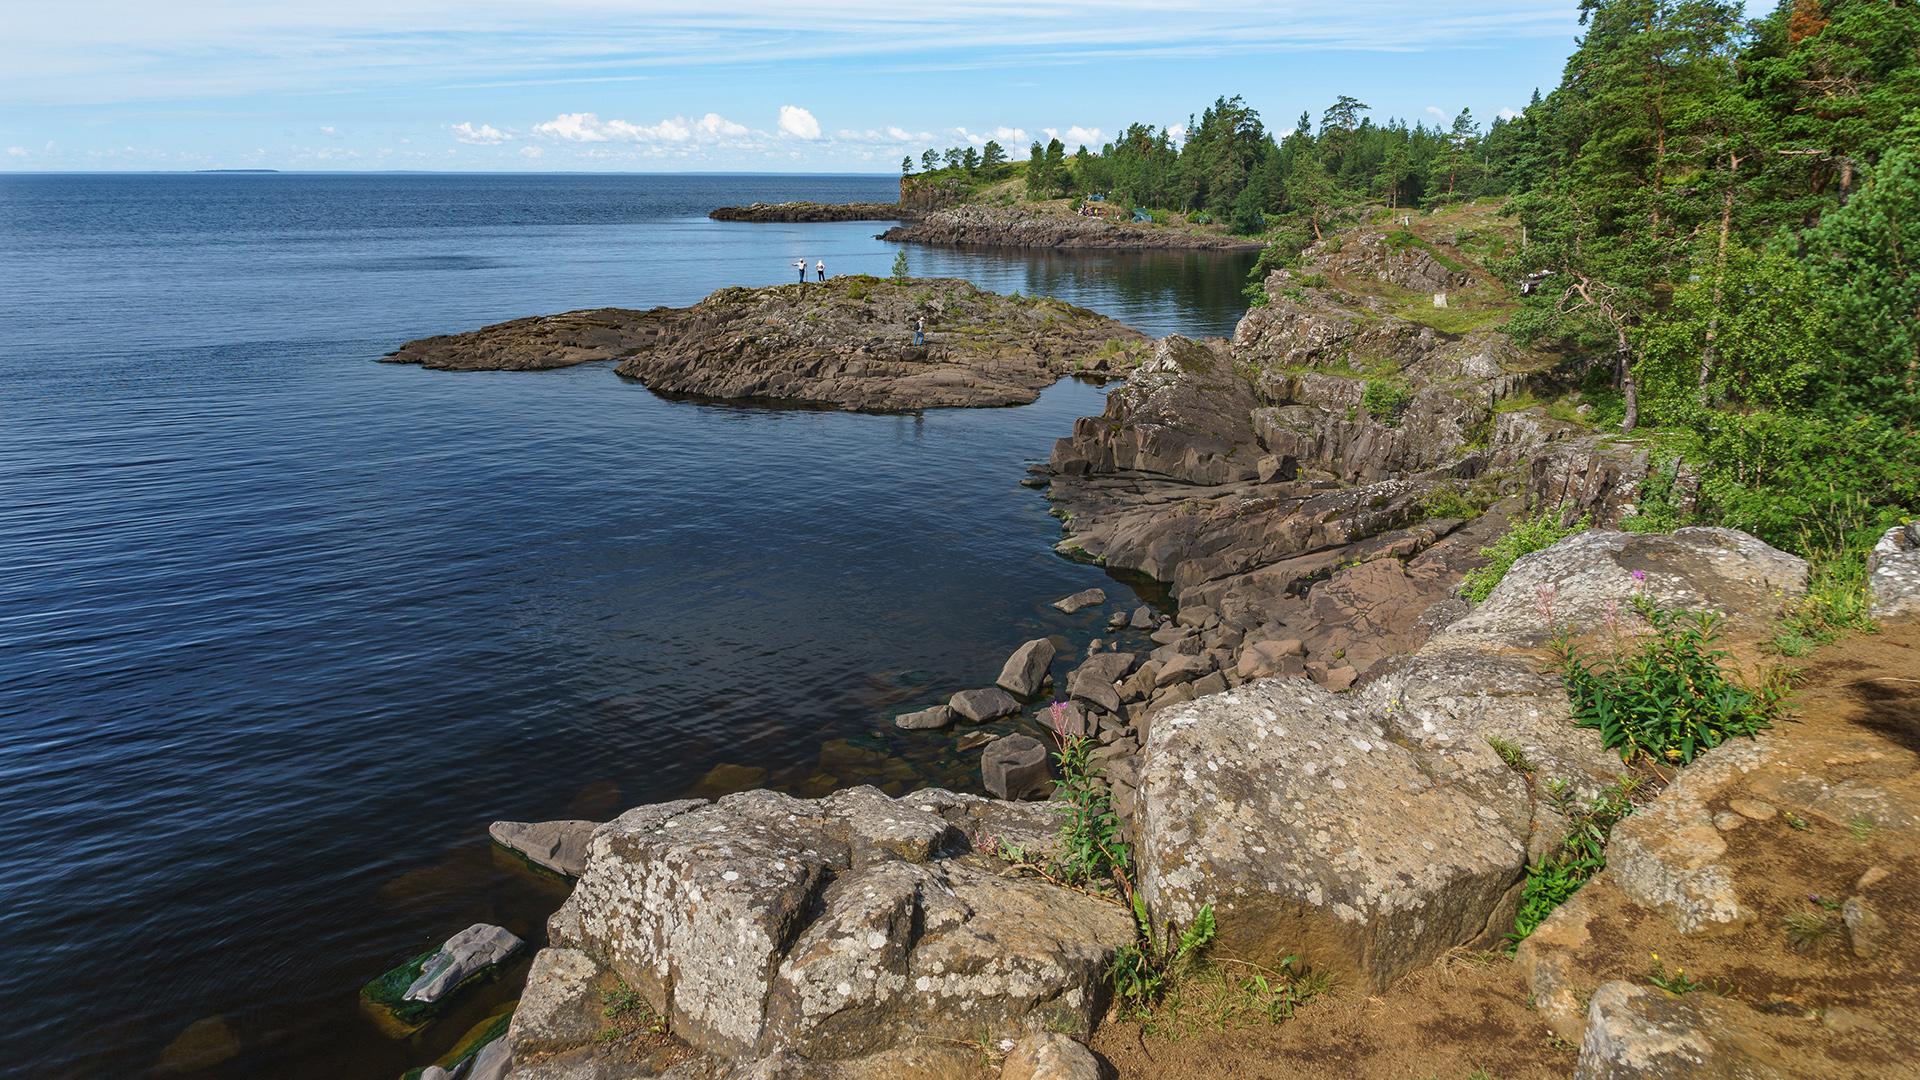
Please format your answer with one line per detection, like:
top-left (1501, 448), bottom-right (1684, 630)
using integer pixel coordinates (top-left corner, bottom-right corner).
top-left (1049, 700), bottom-right (1072, 742)
top-left (1533, 583), bottom-right (1558, 626)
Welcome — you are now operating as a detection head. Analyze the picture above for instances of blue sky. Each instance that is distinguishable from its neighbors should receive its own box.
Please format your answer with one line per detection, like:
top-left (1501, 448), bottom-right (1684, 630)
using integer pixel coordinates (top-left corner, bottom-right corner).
top-left (2, 2), bottom-right (1596, 172)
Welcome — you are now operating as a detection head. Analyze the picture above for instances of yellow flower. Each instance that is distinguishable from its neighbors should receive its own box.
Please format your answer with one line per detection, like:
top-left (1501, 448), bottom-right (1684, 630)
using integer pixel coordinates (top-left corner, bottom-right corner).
top-left (1650, 952), bottom-right (1659, 961)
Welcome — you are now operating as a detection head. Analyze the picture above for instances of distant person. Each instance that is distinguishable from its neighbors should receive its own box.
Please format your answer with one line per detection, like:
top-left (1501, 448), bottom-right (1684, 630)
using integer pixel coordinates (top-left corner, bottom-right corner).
top-left (794, 259), bottom-right (807, 285)
top-left (816, 259), bottom-right (826, 281)
top-left (912, 316), bottom-right (924, 346)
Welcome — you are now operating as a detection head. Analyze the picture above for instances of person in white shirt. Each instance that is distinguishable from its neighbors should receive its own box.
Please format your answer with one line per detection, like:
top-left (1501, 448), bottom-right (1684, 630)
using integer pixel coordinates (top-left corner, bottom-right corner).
top-left (815, 259), bottom-right (826, 281)
top-left (794, 259), bottom-right (807, 284)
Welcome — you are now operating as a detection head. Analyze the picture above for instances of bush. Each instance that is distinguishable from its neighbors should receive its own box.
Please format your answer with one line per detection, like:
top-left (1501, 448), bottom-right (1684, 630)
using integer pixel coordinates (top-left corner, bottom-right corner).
top-left (1460, 511), bottom-right (1587, 602)
top-left (1555, 595), bottom-right (1783, 766)
top-left (890, 251), bottom-right (909, 281)
top-left (1361, 377), bottom-right (1414, 424)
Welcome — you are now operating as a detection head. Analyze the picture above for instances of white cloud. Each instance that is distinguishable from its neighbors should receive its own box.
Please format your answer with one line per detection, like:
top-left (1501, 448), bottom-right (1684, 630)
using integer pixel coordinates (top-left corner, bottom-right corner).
top-left (519, 144), bottom-right (543, 158)
top-left (1425, 105), bottom-right (1448, 120)
top-left (1063, 125), bottom-right (1102, 148)
top-left (1166, 122), bottom-right (1188, 144)
top-left (778, 104), bottom-right (821, 139)
top-left (533, 110), bottom-right (751, 144)
top-left (1497, 106), bottom-right (1520, 120)
top-left (319, 124), bottom-right (337, 136)
top-left (5, 145), bottom-right (27, 157)
top-left (451, 121), bottom-right (510, 144)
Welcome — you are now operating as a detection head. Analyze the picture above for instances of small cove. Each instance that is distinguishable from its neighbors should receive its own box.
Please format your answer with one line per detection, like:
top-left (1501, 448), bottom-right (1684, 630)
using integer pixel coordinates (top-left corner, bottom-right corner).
top-left (0, 172), bottom-right (1253, 1076)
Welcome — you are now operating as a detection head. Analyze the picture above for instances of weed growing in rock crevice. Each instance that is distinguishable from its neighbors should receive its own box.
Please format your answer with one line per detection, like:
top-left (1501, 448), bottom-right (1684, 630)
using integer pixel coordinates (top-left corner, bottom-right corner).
top-left (1507, 777), bottom-right (1641, 948)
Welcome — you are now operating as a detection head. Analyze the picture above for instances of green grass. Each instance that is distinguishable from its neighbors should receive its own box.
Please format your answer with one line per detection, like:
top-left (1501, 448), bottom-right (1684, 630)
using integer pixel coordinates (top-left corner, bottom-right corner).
top-left (1384, 229), bottom-right (1470, 275)
top-left (1772, 557), bottom-right (1877, 657)
top-left (1460, 510), bottom-right (1587, 602)
top-left (1362, 377), bottom-right (1415, 425)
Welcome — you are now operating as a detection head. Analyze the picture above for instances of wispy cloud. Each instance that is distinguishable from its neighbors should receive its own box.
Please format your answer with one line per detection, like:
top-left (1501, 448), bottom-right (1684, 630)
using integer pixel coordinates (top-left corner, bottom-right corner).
top-left (532, 111), bottom-right (751, 143)
top-left (2, 2), bottom-right (1578, 106)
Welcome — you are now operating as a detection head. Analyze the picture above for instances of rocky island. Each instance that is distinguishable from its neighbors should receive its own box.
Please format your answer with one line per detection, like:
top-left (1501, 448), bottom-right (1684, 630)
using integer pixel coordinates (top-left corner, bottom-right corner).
top-left (879, 204), bottom-right (1264, 252)
top-left (708, 202), bottom-right (909, 223)
top-left (385, 277), bottom-right (1149, 411)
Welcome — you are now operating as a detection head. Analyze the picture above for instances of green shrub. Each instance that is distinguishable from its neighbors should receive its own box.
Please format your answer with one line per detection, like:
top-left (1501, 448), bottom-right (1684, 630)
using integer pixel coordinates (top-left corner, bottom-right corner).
top-left (1460, 511), bottom-right (1587, 602)
top-left (1772, 557), bottom-right (1877, 657)
top-left (1555, 596), bottom-right (1783, 766)
top-left (1420, 484), bottom-right (1485, 521)
top-left (1049, 729), bottom-right (1130, 887)
top-left (1361, 377), bottom-right (1414, 425)
top-left (1111, 898), bottom-right (1215, 1017)
top-left (890, 251), bottom-right (909, 281)
top-left (1619, 457), bottom-right (1690, 533)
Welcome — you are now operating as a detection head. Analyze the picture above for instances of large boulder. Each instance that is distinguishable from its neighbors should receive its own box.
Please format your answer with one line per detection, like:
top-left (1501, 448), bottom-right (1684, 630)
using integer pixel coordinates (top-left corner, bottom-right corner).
top-left (1134, 528), bottom-right (1808, 990)
top-left (982, 735), bottom-right (1053, 801)
top-left (950, 687), bottom-right (1021, 723)
top-left (1867, 520), bottom-right (1920, 619)
top-left (536, 787), bottom-right (1131, 1070)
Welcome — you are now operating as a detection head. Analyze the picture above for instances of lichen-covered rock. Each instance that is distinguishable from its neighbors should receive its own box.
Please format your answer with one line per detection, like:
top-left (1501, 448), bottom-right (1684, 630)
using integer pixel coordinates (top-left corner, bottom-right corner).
top-left (405, 924), bottom-right (524, 1004)
top-left (1605, 741), bottom-right (1773, 933)
top-left (1867, 520), bottom-right (1920, 619)
top-left (999, 1032), bottom-right (1103, 1080)
top-left (541, 787), bottom-right (1129, 1067)
top-left (1574, 980), bottom-right (1783, 1079)
top-left (1136, 677), bottom-right (1529, 988)
top-left (1432, 528), bottom-right (1807, 651)
top-left (508, 948), bottom-right (617, 1058)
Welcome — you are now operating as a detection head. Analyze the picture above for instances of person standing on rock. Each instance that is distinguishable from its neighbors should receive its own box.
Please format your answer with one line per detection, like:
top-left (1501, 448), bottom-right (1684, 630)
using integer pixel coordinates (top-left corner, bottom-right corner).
top-left (794, 259), bottom-right (807, 285)
top-left (815, 259), bottom-right (826, 281)
top-left (912, 315), bottom-right (924, 347)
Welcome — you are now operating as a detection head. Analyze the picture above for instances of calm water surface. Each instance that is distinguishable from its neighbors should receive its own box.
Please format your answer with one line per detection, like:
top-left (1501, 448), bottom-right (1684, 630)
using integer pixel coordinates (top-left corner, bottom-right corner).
top-left (0, 173), bottom-right (1251, 1077)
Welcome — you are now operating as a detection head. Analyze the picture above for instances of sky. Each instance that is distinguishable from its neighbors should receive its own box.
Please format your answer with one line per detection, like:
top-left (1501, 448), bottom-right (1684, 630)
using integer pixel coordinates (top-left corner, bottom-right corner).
top-left (0, 1), bottom-right (1599, 173)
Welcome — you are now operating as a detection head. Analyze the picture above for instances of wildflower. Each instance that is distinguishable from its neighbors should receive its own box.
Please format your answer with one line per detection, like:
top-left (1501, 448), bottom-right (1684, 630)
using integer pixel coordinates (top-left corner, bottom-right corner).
top-left (1651, 952), bottom-right (1659, 962)
top-left (1048, 700), bottom-right (1072, 742)
top-left (1630, 569), bottom-right (1647, 581)
top-left (1533, 583), bottom-right (1558, 625)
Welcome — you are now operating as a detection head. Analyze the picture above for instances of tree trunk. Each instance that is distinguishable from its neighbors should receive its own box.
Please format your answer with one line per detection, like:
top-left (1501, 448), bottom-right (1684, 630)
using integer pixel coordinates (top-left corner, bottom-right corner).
top-left (1699, 165), bottom-right (1738, 391)
top-left (1617, 327), bottom-right (1639, 433)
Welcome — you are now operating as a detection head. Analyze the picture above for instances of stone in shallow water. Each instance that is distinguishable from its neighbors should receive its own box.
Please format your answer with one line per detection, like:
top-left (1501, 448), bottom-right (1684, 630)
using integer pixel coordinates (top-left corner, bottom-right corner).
top-left (154, 1015), bottom-right (240, 1075)
top-left (893, 704), bottom-right (952, 731)
top-left (404, 923), bottom-right (524, 1004)
top-left (949, 687), bottom-right (1021, 723)
top-left (996, 638), bottom-right (1057, 698)
top-left (490, 819), bottom-right (600, 878)
top-left (982, 735), bottom-right (1053, 801)
top-left (1051, 588), bottom-right (1105, 614)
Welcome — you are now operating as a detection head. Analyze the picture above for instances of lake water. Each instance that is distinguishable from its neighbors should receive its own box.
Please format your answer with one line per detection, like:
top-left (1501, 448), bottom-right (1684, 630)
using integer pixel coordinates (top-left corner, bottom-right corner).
top-left (0, 173), bottom-right (1253, 1077)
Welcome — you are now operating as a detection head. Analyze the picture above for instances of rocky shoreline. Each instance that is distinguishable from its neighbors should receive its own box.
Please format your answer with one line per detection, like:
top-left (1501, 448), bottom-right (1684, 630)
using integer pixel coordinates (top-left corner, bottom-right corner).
top-left (369, 206), bottom-right (1919, 1080)
top-left (384, 278), bottom-right (1149, 411)
top-left (880, 205), bottom-right (1264, 252)
top-left (708, 202), bottom-right (910, 223)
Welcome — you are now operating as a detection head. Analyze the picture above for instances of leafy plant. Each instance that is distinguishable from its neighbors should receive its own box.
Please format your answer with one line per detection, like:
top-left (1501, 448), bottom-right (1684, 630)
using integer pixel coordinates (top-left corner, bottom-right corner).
top-left (1460, 510), bottom-right (1587, 602)
top-left (1486, 736), bottom-right (1533, 775)
top-left (1619, 457), bottom-right (1690, 533)
top-left (1555, 595), bottom-right (1783, 766)
top-left (1773, 556), bottom-right (1877, 657)
top-left (1111, 897), bottom-right (1216, 1016)
top-left (1421, 484), bottom-right (1485, 521)
top-left (1049, 726), bottom-right (1131, 888)
top-left (890, 250), bottom-right (910, 281)
top-left (1507, 778), bottom-right (1639, 947)
top-left (597, 980), bottom-right (665, 1043)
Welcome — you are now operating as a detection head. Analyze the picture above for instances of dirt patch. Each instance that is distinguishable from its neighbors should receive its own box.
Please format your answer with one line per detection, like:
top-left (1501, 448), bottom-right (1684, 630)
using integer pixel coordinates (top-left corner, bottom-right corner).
top-left (1090, 620), bottom-right (1920, 1078)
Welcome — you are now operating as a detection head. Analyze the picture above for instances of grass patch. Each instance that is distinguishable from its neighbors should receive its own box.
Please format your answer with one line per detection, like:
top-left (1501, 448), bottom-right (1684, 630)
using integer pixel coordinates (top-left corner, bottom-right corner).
top-left (1784, 909), bottom-right (1846, 953)
top-left (1772, 557), bottom-right (1877, 657)
top-left (1421, 484), bottom-right (1490, 522)
top-left (1487, 736), bottom-right (1534, 774)
top-left (1134, 955), bottom-right (1333, 1038)
top-left (1460, 510), bottom-right (1588, 602)
top-left (1384, 229), bottom-right (1469, 274)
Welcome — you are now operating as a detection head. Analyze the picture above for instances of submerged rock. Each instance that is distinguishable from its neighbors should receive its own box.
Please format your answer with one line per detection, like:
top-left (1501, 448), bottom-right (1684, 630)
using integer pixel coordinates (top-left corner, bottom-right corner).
top-left (406, 924), bottom-right (524, 1004)
top-left (490, 819), bottom-right (600, 878)
top-left (892, 705), bottom-right (952, 731)
top-left (1051, 588), bottom-right (1106, 614)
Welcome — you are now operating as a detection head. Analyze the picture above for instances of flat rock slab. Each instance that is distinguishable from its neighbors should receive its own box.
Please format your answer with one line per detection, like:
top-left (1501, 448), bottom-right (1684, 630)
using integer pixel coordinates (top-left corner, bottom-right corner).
top-left (491, 819), bottom-right (601, 878)
top-left (950, 687), bottom-right (1021, 723)
top-left (406, 923), bottom-right (524, 1004)
top-left (1575, 980), bottom-right (1783, 1079)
